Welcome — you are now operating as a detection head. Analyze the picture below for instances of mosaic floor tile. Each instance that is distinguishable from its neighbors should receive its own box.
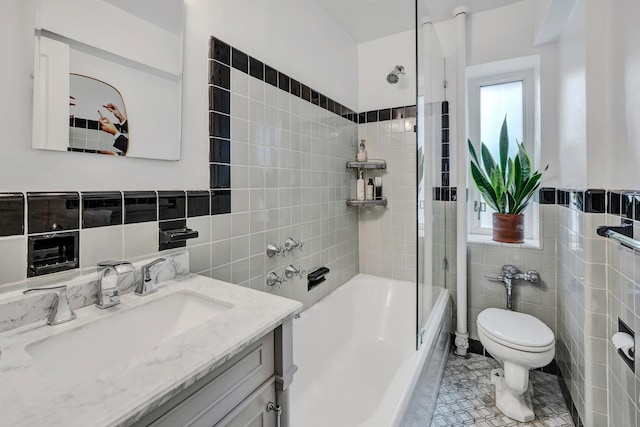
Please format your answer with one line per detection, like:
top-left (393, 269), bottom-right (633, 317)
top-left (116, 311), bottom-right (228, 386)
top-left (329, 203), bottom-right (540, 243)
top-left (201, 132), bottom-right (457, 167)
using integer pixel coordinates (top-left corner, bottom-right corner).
top-left (422, 351), bottom-right (574, 427)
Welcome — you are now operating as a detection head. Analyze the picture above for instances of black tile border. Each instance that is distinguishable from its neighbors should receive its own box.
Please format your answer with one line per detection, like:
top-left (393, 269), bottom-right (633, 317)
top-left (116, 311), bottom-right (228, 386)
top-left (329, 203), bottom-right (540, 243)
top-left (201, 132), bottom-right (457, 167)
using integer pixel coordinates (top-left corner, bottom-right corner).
top-left (208, 36), bottom-right (359, 123)
top-left (158, 191), bottom-right (186, 221)
top-left (433, 187), bottom-right (458, 202)
top-left (82, 191), bottom-right (123, 228)
top-left (557, 365), bottom-right (585, 427)
top-left (359, 105), bottom-right (417, 124)
top-left (0, 193), bottom-right (24, 237)
top-left (27, 192), bottom-right (80, 234)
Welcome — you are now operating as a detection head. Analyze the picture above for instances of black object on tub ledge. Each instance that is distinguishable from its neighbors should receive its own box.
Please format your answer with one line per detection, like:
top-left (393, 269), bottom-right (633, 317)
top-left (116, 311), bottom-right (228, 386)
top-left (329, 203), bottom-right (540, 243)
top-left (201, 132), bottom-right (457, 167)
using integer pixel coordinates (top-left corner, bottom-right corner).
top-left (307, 267), bottom-right (330, 291)
top-left (159, 219), bottom-right (199, 251)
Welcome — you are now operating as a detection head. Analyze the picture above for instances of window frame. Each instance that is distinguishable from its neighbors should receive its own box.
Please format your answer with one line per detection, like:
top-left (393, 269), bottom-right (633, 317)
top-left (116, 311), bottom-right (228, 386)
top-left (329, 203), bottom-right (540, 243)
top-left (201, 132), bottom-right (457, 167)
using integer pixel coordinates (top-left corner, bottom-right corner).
top-left (467, 67), bottom-right (538, 240)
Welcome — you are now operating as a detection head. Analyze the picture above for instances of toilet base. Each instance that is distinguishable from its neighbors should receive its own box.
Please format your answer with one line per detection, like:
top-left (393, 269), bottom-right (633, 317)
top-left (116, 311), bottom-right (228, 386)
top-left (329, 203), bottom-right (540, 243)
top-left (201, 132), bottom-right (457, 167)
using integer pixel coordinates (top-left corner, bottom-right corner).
top-left (490, 368), bottom-right (534, 422)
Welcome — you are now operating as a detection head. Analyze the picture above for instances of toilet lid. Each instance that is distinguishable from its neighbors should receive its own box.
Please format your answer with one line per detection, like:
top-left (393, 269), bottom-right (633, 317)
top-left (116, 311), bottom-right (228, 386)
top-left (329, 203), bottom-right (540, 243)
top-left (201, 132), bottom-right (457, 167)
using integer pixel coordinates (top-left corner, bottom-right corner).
top-left (477, 308), bottom-right (554, 350)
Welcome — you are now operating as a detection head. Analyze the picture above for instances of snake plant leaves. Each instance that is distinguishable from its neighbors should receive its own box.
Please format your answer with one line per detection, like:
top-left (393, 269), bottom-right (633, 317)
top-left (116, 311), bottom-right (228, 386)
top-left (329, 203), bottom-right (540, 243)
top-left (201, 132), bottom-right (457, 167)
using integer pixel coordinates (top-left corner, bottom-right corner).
top-left (468, 117), bottom-right (547, 215)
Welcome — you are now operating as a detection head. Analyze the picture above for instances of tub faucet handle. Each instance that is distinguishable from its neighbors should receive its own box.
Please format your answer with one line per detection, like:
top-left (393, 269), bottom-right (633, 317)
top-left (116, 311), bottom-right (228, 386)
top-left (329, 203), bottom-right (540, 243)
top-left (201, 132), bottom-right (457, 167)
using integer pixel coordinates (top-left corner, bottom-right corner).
top-left (266, 272), bottom-right (287, 288)
top-left (284, 264), bottom-right (305, 280)
top-left (267, 243), bottom-right (285, 258)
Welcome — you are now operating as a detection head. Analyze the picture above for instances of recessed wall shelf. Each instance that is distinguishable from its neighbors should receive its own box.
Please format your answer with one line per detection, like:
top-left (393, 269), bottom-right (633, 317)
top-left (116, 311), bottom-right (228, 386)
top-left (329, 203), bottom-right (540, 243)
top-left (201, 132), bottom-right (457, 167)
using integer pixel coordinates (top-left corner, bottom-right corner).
top-left (346, 198), bottom-right (387, 207)
top-left (346, 160), bottom-right (386, 170)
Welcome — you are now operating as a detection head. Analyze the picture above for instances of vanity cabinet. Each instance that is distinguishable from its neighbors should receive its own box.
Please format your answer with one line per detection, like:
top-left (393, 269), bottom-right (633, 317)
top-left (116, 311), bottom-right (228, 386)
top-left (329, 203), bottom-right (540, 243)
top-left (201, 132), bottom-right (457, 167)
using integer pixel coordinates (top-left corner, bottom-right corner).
top-left (134, 320), bottom-right (294, 427)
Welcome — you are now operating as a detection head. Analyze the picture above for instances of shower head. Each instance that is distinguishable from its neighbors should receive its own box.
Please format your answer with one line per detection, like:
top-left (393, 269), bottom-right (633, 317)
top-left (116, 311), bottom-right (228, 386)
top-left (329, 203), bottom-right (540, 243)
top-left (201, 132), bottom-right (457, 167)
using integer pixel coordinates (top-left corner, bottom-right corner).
top-left (386, 66), bottom-right (405, 84)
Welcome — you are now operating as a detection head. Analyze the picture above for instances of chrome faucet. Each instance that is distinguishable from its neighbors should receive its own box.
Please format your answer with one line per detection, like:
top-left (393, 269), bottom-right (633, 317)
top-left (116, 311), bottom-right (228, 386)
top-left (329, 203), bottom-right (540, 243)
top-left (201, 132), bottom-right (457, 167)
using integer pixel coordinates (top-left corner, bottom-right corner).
top-left (96, 261), bottom-right (134, 309)
top-left (23, 285), bottom-right (76, 325)
top-left (267, 272), bottom-right (287, 288)
top-left (136, 258), bottom-right (166, 296)
top-left (485, 265), bottom-right (540, 310)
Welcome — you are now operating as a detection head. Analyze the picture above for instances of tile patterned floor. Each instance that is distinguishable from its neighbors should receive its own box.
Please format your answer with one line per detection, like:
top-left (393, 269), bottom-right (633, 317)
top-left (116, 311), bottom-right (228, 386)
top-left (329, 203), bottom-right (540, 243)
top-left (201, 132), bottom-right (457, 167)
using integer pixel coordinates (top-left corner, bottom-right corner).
top-left (427, 352), bottom-right (574, 427)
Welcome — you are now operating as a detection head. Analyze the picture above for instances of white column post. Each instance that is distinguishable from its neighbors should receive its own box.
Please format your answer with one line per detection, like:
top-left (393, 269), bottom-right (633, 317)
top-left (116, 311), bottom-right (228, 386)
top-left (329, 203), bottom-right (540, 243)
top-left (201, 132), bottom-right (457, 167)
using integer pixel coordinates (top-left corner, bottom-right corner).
top-left (453, 6), bottom-right (469, 357)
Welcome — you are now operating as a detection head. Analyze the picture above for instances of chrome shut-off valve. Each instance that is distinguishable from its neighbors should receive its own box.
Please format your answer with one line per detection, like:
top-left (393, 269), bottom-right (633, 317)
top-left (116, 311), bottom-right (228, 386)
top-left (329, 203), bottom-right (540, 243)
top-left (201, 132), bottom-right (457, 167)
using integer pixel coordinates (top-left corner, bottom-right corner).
top-left (266, 272), bottom-right (287, 288)
top-left (284, 264), bottom-right (306, 280)
top-left (283, 237), bottom-right (304, 253)
top-left (267, 243), bottom-right (285, 258)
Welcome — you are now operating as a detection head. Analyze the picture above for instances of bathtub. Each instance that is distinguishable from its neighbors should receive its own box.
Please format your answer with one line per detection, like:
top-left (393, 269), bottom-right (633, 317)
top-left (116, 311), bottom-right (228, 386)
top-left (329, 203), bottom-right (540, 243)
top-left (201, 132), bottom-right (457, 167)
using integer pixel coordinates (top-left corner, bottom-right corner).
top-left (290, 274), bottom-right (451, 427)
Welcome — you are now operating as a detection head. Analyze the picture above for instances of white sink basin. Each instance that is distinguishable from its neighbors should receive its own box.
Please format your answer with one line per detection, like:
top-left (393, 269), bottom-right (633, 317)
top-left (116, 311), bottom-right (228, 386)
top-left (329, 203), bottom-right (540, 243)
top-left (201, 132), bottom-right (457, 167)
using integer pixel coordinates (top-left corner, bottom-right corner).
top-left (25, 291), bottom-right (233, 384)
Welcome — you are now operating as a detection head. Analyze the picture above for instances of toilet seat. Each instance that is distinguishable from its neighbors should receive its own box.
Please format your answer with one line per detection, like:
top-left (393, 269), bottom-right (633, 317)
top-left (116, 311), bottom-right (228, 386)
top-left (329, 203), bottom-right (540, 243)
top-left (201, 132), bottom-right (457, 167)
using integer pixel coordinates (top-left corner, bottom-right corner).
top-left (477, 308), bottom-right (554, 353)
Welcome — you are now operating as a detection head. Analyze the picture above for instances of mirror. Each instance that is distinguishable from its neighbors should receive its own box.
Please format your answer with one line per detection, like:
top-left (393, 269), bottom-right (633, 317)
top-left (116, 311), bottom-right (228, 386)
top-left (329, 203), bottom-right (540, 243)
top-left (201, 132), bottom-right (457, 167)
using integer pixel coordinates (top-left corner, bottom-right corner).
top-left (32, 0), bottom-right (184, 160)
top-left (69, 75), bottom-right (129, 155)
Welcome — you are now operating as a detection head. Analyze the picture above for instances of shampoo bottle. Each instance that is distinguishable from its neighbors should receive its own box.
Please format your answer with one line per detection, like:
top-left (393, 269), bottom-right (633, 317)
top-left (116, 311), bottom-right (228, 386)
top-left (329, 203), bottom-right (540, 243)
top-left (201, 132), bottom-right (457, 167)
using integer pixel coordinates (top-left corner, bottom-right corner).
top-left (356, 171), bottom-right (365, 201)
top-left (366, 178), bottom-right (374, 200)
top-left (356, 140), bottom-right (368, 162)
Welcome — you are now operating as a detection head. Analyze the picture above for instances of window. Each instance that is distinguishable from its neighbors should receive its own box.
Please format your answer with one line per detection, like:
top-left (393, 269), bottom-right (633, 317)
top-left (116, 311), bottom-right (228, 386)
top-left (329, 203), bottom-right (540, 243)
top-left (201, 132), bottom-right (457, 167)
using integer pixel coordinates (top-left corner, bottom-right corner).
top-left (467, 59), bottom-right (539, 241)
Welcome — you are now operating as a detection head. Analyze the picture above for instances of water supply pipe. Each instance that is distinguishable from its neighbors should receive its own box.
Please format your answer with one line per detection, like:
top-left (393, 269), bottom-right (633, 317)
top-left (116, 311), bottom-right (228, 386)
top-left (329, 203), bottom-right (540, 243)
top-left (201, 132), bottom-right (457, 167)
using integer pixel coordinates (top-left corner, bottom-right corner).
top-left (453, 6), bottom-right (469, 357)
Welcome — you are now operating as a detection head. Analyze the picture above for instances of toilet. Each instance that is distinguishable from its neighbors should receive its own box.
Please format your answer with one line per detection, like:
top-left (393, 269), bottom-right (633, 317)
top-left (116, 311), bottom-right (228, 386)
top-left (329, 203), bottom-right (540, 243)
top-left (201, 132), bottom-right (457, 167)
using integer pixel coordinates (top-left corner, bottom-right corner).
top-left (477, 308), bottom-right (555, 422)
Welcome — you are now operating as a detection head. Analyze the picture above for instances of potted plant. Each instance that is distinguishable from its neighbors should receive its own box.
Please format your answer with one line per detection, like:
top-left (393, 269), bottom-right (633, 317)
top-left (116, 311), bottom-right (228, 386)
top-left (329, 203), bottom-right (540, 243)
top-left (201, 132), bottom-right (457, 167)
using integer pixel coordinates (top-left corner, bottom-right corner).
top-left (468, 117), bottom-right (547, 243)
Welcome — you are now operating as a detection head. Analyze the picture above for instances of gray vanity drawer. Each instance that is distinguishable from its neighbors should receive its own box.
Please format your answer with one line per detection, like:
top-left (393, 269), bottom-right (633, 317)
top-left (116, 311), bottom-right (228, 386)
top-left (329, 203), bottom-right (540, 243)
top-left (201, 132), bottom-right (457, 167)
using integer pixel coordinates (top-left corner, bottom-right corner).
top-left (139, 331), bottom-right (275, 427)
top-left (217, 378), bottom-right (276, 427)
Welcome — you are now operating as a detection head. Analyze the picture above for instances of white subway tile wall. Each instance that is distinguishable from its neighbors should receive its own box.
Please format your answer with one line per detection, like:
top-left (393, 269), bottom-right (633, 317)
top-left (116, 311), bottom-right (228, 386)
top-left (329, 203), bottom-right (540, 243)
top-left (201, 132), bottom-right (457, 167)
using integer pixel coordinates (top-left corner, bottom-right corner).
top-left (357, 117), bottom-right (417, 281)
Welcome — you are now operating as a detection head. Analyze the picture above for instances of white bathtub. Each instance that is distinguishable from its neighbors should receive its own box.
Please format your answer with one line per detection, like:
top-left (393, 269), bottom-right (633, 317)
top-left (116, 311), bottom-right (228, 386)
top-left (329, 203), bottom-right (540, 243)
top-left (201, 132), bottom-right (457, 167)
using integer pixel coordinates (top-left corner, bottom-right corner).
top-left (290, 274), bottom-right (450, 427)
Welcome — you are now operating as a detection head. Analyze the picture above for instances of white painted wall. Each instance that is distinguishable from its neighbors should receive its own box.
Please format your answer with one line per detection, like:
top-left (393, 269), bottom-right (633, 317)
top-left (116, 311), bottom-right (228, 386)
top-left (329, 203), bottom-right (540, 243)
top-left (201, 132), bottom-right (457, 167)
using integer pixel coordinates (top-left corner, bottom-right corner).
top-left (357, 29), bottom-right (416, 112)
top-left (433, 0), bottom-right (559, 188)
top-left (0, 0), bottom-right (358, 191)
top-left (606, 0), bottom-right (640, 189)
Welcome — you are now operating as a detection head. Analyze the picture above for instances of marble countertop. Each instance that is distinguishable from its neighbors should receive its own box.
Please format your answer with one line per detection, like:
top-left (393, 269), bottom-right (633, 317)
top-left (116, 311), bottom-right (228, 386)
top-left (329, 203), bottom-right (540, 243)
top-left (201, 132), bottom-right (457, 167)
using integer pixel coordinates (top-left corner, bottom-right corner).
top-left (0, 274), bottom-right (302, 427)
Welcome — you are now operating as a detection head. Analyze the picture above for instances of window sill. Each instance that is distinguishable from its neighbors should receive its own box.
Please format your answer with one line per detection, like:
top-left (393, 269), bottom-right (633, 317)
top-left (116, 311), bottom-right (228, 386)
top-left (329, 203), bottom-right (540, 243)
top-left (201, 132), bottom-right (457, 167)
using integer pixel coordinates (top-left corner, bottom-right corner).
top-left (467, 233), bottom-right (541, 249)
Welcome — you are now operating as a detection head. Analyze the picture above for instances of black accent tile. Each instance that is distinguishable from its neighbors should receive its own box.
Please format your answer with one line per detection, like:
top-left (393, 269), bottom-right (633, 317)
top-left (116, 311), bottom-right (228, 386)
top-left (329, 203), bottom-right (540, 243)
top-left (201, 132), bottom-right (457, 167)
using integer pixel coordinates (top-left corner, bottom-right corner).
top-left (441, 101), bottom-right (449, 114)
top-left (290, 79), bottom-right (301, 97)
top-left (87, 119), bottom-right (100, 130)
top-left (441, 129), bottom-right (450, 142)
top-left (210, 164), bottom-right (231, 189)
top-left (82, 192), bottom-right (122, 228)
top-left (310, 90), bottom-right (319, 105)
top-left (392, 107), bottom-right (405, 119)
top-left (450, 188), bottom-right (457, 201)
top-left (187, 191), bottom-right (210, 217)
top-left (159, 219), bottom-right (188, 251)
top-left (210, 37), bottom-right (230, 65)
top-left (441, 187), bottom-right (450, 201)
top-left (441, 144), bottom-right (449, 158)
top-left (278, 72), bottom-right (290, 92)
top-left (405, 105), bottom-right (417, 118)
top-left (557, 190), bottom-right (568, 207)
top-left (328, 99), bottom-right (336, 114)
top-left (210, 138), bottom-right (231, 164)
top-left (158, 191), bottom-right (186, 221)
top-left (441, 159), bottom-right (450, 172)
top-left (541, 359), bottom-right (560, 376)
top-left (366, 111), bottom-right (378, 123)
top-left (539, 187), bottom-right (556, 205)
top-left (0, 193), bottom-right (24, 236)
top-left (27, 192), bottom-right (79, 234)
top-left (209, 113), bottom-right (231, 139)
top-left (433, 187), bottom-right (441, 201)
top-left (211, 190), bottom-right (231, 215)
top-left (210, 61), bottom-right (230, 89)
top-left (358, 112), bottom-right (366, 124)
top-left (28, 231), bottom-right (78, 277)
top-left (124, 191), bottom-right (157, 224)
top-left (442, 173), bottom-right (450, 187)
top-left (319, 94), bottom-right (327, 110)
top-left (441, 114), bottom-right (449, 129)
top-left (623, 191), bottom-right (636, 219)
top-left (571, 190), bottom-right (584, 211)
top-left (249, 56), bottom-right (264, 80)
top-left (231, 47), bottom-right (248, 73)
top-left (608, 191), bottom-right (621, 215)
top-left (74, 118), bottom-right (86, 128)
top-left (378, 109), bottom-right (391, 122)
top-left (265, 65), bottom-right (278, 87)
top-left (209, 87), bottom-right (230, 114)
top-left (635, 194), bottom-right (640, 222)
top-left (301, 84), bottom-right (311, 102)
top-left (584, 189), bottom-right (606, 213)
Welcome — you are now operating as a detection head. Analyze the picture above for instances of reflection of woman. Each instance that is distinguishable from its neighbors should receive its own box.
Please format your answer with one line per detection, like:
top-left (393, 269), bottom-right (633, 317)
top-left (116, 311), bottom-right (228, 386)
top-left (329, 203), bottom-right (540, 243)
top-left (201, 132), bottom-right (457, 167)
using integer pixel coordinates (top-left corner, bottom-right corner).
top-left (98, 103), bottom-right (128, 155)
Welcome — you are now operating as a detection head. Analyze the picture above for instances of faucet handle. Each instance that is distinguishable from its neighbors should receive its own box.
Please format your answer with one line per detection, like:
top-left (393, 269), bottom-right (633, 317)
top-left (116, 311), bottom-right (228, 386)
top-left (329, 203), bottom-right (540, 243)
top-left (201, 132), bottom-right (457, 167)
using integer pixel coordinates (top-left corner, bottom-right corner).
top-left (502, 265), bottom-right (521, 277)
top-left (266, 272), bottom-right (287, 288)
top-left (483, 274), bottom-right (504, 283)
top-left (284, 264), bottom-right (306, 280)
top-left (136, 258), bottom-right (166, 296)
top-left (267, 243), bottom-right (285, 258)
top-left (24, 285), bottom-right (76, 326)
top-left (521, 270), bottom-right (540, 283)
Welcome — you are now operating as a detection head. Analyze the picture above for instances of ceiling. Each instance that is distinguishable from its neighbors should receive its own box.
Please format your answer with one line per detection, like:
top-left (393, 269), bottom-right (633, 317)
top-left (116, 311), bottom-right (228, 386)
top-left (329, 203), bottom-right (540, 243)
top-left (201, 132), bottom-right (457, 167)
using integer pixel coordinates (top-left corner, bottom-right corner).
top-left (314, 0), bottom-right (524, 44)
top-left (102, 0), bottom-right (184, 34)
